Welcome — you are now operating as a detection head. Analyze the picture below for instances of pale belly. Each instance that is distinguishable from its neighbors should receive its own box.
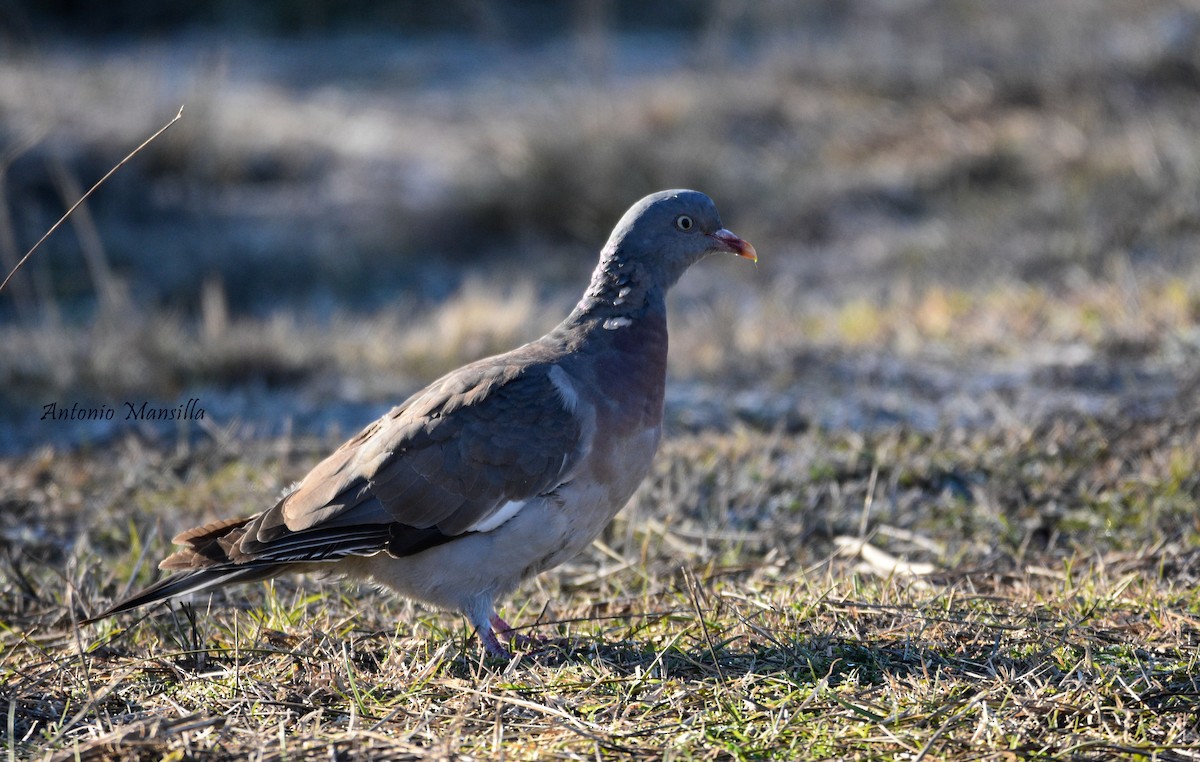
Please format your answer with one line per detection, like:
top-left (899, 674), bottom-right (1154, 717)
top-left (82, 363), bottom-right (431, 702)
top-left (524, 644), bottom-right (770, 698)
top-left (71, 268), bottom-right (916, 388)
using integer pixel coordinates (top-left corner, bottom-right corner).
top-left (533, 424), bottom-right (661, 570)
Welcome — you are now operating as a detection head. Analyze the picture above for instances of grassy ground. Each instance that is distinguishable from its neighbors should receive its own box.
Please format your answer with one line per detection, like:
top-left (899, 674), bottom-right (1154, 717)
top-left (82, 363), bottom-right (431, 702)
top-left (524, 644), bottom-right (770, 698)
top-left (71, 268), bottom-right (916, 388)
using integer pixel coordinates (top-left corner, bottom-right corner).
top-left (3, 273), bottom-right (1200, 760)
top-left (4, 423), bottom-right (1200, 760)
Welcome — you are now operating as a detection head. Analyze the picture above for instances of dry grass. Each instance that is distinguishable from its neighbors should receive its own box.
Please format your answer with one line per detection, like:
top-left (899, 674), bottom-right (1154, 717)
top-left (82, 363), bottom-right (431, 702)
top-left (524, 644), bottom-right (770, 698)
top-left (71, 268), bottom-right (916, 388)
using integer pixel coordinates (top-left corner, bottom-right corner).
top-left (3, 372), bottom-right (1200, 759)
top-left (1, 264), bottom-right (1198, 761)
top-left (4, 270), bottom-right (1200, 762)
top-left (3, 161), bottom-right (1200, 762)
top-left (3, 265), bottom-right (1198, 402)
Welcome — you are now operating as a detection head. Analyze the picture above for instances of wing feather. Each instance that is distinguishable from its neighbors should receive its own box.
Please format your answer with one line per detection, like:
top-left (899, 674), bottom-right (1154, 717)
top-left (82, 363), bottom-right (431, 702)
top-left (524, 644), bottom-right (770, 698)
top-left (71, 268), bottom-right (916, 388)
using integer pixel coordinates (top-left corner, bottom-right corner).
top-left (230, 352), bottom-right (590, 563)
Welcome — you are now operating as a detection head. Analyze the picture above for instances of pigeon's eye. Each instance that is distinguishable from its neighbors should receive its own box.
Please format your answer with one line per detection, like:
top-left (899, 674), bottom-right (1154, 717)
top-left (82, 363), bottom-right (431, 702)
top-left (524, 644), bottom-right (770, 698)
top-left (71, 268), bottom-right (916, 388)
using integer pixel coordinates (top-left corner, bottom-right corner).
top-left (674, 214), bottom-right (694, 232)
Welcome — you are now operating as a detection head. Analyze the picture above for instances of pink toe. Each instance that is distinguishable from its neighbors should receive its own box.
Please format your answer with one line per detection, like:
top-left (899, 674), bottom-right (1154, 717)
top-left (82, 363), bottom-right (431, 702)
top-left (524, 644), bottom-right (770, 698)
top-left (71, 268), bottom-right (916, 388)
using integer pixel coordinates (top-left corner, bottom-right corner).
top-left (479, 625), bottom-right (513, 659)
top-left (490, 614), bottom-right (512, 635)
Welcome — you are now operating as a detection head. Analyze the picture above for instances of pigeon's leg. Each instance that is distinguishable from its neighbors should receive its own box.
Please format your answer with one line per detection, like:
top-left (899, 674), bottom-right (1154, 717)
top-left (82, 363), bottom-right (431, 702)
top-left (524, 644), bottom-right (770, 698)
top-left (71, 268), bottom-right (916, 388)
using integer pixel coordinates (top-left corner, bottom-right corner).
top-left (490, 613), bottom-right (514, 634)
top-left (467, 599), bottom-right (513, 659)
top-left (477, 623), bottom-right (513, 659)
top-left (490, 613), bottom-right (547, 649)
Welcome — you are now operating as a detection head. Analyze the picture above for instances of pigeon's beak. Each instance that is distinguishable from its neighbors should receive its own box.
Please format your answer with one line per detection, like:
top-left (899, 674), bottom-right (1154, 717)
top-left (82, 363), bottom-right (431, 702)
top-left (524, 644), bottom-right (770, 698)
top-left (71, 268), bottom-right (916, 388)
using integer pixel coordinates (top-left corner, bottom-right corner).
top-left (708, 228), bottom-right (758, 263)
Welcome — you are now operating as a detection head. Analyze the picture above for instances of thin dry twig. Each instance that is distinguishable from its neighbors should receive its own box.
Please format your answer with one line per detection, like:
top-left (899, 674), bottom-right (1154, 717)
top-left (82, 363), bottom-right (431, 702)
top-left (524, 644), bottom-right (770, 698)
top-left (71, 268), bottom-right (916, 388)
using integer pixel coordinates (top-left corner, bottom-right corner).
top-left (0, 105), bottom-right (184, 296)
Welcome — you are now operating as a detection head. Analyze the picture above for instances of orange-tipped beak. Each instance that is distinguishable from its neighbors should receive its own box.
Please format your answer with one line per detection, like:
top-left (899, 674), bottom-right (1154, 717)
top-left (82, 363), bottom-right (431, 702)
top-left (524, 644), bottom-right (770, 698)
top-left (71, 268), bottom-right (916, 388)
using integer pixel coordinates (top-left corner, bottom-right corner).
top-left (709, 228), bottom-right (757, 263)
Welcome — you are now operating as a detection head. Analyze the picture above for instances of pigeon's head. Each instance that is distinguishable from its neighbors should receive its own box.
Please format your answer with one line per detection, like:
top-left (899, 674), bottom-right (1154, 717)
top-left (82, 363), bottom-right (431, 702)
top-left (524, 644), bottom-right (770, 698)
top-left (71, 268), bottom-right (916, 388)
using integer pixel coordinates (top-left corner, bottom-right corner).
top-left (604, 189), bottom-right (756, 289)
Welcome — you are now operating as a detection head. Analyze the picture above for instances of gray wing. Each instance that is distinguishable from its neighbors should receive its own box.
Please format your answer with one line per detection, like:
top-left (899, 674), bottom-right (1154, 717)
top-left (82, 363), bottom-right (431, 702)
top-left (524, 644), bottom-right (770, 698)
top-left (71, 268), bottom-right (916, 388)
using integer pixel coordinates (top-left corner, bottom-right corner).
top-left (163, 356), bottom-right (589, 569)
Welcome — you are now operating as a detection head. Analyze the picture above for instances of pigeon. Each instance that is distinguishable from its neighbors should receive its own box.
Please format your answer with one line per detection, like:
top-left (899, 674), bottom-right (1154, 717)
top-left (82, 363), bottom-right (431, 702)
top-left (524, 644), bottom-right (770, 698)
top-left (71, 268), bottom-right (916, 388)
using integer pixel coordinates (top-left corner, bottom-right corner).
top-left (86, 189), bottom-right (756, 658)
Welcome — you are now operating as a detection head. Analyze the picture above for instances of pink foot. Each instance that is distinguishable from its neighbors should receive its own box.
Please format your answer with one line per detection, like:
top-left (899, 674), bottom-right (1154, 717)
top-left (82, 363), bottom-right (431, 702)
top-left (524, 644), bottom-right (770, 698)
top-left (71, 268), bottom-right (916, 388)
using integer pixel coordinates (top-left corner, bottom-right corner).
top-left (490, 614), bottom-right (547, 650)
top-left (478, 622), bottom-right (513, 659)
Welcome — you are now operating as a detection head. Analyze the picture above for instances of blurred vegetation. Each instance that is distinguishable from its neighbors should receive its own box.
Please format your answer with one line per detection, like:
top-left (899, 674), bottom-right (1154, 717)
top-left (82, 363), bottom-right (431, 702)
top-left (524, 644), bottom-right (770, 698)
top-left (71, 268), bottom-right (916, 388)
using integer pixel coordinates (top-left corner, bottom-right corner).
top-left (2, 0), bottom-right (1199, 320)
top-left (16, 0), bottom-right (719, 38)
top-left (1, 0), bottom-right (1199, 450)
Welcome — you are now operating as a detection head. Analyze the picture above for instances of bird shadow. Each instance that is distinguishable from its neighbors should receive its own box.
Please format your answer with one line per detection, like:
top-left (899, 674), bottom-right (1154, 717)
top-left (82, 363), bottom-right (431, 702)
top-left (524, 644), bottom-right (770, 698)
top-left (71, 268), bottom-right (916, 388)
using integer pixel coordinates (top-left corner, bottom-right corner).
top-left (446, 629), bottom-right (957, 687)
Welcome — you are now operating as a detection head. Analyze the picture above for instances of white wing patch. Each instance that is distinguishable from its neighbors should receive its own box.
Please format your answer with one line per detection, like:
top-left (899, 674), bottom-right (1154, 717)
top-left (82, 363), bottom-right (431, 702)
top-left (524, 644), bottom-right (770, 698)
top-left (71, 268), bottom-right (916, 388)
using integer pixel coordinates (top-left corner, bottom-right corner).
top-left (460, 367), bottom-right (583, 536)
top-left (603, 316), bottom-right (632, 330)
top-left (548, 365), bottom-right (579, 413)
top-left (467, 499), bottom-right (527, 533)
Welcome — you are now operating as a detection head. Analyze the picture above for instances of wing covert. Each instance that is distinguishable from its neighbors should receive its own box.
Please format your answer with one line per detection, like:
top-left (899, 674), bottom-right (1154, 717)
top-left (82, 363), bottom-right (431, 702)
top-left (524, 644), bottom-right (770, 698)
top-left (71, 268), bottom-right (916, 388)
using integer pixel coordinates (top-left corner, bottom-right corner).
top-left (237, 357), bottom-right (589, 559)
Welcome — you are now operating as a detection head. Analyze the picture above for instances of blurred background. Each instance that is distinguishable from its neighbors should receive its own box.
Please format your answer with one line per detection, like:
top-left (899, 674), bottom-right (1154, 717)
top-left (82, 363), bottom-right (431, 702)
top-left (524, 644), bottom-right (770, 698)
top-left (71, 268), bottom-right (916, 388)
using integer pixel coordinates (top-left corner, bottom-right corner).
top-left (1, 0), bottom-right (1199, 453)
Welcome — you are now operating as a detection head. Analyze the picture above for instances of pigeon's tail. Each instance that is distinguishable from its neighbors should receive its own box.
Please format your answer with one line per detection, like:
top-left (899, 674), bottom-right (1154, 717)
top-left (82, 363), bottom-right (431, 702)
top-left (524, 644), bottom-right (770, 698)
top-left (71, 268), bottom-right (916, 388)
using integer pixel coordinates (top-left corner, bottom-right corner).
top-left (82, 511), bottom-right (393, 624)
top-left (81, 565), bottom-right (281, 624)
top-left (81, 514), bottom-right (286, 624)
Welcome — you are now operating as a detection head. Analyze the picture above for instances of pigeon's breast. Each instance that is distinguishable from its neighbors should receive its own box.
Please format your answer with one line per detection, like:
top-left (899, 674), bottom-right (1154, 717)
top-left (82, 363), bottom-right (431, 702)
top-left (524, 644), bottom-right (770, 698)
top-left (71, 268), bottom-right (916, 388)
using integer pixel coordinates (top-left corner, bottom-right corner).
top-left (598, 310), bottom-right (668, 426)
top-left (530, 422), bottom-right (660, 573)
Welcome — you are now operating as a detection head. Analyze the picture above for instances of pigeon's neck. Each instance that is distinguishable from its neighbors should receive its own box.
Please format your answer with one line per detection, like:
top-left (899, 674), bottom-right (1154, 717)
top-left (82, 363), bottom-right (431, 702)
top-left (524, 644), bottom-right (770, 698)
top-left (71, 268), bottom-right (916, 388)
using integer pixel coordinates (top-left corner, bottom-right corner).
top-left (567, 248), bottom-right (664, 328)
